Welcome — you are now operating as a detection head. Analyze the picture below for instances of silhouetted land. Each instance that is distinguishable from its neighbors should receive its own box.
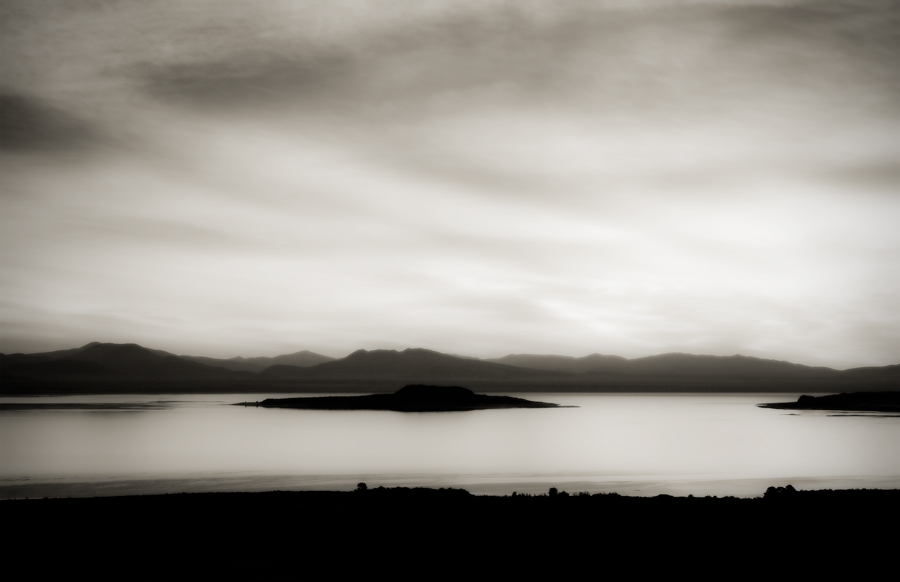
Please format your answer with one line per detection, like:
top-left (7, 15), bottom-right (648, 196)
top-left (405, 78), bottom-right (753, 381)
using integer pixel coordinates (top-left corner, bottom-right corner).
top-left (760, 391), bottom-right (900, 413)
top-left (2, 341), bottom-right (897, 395)
top-left (4, 486), bottom-right (897, 579)
top-left (237, 384), bottom-right (567, 411)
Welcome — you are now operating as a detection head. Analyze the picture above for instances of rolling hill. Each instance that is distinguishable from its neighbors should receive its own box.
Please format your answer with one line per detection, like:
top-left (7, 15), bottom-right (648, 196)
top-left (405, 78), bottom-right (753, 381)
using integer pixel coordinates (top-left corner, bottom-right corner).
top-left (485, 353), bottom-right (628, 374)
top-left (180, 350), bottom-right (335, 373)
top-left (260, 348), bottom-right (567, 381)
top-left (2, 342), bottom-right (236, 379)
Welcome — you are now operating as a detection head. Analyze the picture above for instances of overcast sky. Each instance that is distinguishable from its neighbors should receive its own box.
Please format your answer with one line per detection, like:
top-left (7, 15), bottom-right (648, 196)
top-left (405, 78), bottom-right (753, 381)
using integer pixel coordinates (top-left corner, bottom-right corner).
top-left (1, 0), bottom-right (898, 367)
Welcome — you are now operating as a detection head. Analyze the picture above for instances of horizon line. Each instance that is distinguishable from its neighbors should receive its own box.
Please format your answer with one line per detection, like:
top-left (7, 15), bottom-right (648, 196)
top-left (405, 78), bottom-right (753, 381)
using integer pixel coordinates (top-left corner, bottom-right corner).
top-left (5, 340), bottom-right (897, 371)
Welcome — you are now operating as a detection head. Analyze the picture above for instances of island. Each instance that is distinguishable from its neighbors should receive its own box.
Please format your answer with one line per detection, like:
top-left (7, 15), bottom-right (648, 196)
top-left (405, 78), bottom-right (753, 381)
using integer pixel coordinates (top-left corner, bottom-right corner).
top-left (235, 384), bottom-right (569, 412)
top-left (759, 391), bottom-right (900, 413)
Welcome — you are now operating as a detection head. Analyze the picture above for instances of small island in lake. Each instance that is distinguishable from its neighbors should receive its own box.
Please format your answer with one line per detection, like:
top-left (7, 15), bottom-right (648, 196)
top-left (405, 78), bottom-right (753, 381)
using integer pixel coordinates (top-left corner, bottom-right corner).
top-left (759, 391), bottom-right (900, 413)
top-left (236, 384), bottom-right (569, 412)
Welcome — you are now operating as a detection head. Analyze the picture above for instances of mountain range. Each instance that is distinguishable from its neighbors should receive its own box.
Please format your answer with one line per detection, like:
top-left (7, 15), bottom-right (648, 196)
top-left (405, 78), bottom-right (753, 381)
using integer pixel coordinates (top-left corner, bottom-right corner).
top-left (180, 351), bottom-right (335, 373)
top-left (1, 342), bottom-right (896, 394)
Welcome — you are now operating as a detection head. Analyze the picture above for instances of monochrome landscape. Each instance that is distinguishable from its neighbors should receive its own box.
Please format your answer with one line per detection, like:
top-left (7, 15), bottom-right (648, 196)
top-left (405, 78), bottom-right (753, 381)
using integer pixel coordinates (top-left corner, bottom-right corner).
top-left (2, 339), bottom-right (898, 501)
top-left (2, 1), bottom-right (899, 575)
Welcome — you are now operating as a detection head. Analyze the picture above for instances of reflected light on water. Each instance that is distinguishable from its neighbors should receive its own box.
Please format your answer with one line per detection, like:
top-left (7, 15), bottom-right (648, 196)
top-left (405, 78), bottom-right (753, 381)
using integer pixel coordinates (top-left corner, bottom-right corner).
top-left (1, 393), bottom-right (899, 498)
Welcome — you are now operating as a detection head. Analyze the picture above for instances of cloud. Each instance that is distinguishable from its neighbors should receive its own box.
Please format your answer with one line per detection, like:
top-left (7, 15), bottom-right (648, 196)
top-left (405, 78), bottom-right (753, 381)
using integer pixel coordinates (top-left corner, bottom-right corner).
top-left (131, 0), bottom-right (900, 199)
top-left (136, 1), bottom-right (900, 114)
top-left (0, 93), bottom-right (101, 152)
top-left (0, 0), bottom-right (898, 366)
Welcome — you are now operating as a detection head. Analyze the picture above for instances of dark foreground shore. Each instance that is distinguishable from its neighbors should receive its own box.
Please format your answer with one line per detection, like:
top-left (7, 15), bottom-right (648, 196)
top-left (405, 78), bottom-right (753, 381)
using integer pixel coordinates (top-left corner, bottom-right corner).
top-left (5, 486), bottom-right (898, 579)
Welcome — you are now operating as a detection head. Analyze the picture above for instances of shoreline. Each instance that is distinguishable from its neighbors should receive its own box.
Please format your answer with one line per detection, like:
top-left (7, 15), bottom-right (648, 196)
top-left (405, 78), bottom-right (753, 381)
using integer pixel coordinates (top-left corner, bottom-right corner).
top-left (5, 484), bottom-right (900, 502)
top-left (6, 473), bottom-right (900, 501)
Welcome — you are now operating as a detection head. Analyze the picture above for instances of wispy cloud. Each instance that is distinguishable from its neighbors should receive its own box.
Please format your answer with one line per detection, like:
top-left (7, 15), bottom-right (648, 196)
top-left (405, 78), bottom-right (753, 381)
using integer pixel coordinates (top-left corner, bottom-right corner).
top-left (1, 0), bottom-right (898, 366)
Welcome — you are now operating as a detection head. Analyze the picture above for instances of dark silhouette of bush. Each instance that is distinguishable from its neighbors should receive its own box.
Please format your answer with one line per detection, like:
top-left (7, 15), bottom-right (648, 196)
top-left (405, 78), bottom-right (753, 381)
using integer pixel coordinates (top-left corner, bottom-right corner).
top-left (765, 484), bottom-right (798, 499)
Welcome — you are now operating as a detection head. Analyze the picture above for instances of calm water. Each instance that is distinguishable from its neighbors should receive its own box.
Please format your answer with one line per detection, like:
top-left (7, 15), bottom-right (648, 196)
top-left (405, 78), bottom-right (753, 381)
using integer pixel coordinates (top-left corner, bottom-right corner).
top-left (2, 393), bottom-right (899, 499)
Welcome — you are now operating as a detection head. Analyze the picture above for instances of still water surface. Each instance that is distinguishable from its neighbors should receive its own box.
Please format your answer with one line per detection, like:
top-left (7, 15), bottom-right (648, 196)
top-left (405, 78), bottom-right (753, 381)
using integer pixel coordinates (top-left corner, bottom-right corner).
top-left (2, 393), bottom-right (899, 498)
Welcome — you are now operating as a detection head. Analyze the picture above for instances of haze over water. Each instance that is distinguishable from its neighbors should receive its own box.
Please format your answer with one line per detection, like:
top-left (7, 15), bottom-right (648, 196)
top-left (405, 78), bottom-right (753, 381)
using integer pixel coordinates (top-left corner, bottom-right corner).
top-left (3, 393), bottom-right (899, 499)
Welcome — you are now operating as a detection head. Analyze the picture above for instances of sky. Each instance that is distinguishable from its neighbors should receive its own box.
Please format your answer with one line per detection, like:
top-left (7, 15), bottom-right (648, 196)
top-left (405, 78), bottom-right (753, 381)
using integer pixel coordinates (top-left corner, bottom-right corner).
top-left (1, 0), bottom-right (898, 367)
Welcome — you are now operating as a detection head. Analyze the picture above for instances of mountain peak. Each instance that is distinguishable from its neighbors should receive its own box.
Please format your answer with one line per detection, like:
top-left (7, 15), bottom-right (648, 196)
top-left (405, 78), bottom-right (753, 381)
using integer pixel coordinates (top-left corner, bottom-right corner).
top-left (261, 346), bottom-right (569, 380)
top-left (70, 342), bottom-right (170, 364)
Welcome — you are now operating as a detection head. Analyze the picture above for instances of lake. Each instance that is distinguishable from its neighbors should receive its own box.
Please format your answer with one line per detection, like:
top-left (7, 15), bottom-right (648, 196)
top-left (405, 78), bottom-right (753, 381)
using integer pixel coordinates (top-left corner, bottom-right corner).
top-left (2, 393), bottom-right (899, 499)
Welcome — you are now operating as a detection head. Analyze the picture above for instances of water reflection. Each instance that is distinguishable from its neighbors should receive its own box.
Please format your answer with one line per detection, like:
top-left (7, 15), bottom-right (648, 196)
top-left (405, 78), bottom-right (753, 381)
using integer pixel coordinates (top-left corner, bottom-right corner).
top-left (2, 393), bottom-right (899, 498)
top-left (0, 402), bottom-right (172, 411)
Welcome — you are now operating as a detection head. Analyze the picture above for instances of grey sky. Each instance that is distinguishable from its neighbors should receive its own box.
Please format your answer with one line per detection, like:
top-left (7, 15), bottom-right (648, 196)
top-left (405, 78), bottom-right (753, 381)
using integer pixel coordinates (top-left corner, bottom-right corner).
top-left (1, 0), bottom-right (898, 367)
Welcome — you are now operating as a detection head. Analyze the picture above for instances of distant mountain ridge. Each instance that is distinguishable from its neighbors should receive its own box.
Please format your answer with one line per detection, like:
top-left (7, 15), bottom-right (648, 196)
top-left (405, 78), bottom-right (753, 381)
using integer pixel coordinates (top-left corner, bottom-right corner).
top-left (485, 353), bottom-right (629, 374)
top-left (622, 353), bottom-right (841, 378)
top-left (490, 352), bottom-right (842, 378)
top-left (1, 342), bottom-right (235, 379)
top-left (2, 341), bottom-right (897, 394)
top-left (180, 350), bottom-right (335, 373)
top-left (261, 348), bottom-right (567, 381)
